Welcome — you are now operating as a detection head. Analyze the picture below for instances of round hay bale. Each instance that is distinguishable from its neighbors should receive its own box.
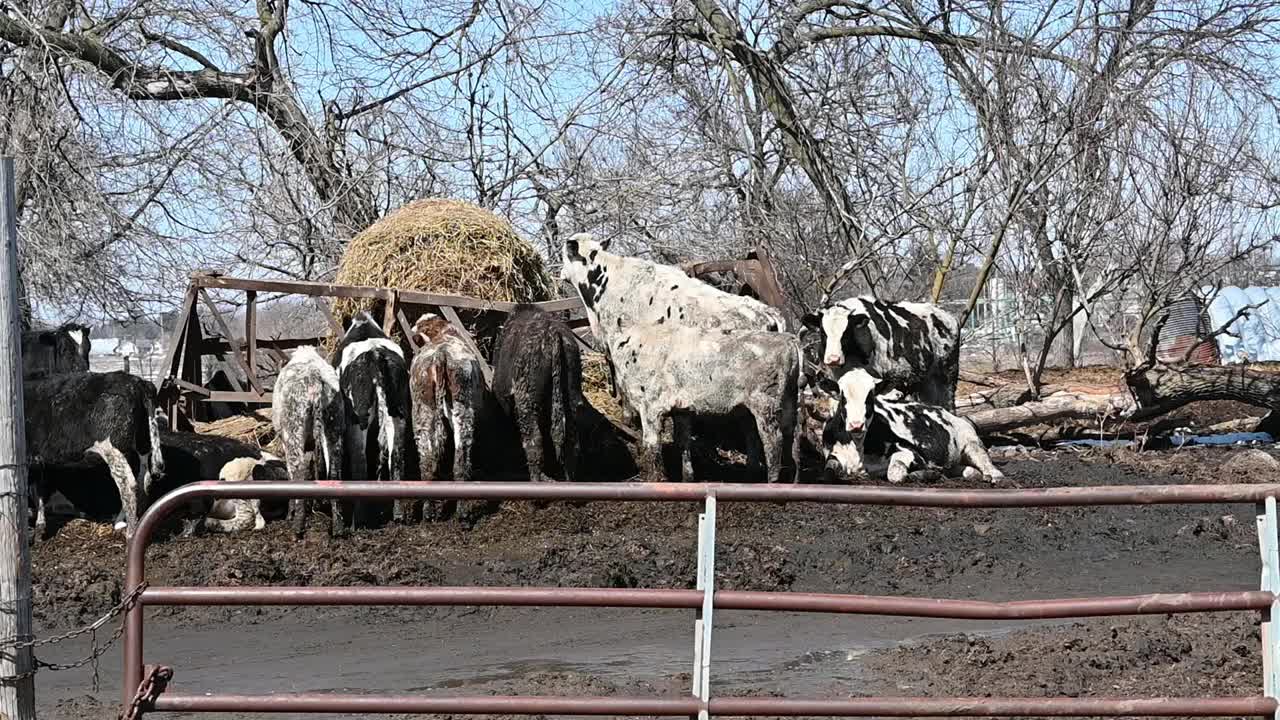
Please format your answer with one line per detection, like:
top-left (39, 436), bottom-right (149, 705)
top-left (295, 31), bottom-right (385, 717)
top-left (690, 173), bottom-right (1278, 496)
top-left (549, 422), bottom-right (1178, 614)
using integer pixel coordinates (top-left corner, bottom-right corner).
top-left (332, 199), bottom-right (555, 337)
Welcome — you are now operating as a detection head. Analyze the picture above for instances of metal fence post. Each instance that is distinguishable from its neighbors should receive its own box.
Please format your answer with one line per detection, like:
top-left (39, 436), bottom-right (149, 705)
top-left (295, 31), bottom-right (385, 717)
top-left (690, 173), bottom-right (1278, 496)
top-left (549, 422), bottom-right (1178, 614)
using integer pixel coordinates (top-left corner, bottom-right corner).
top-left (1257, 497), bottom-right (1279, 703)
top-left (691, 493), bottom-right (717, 720)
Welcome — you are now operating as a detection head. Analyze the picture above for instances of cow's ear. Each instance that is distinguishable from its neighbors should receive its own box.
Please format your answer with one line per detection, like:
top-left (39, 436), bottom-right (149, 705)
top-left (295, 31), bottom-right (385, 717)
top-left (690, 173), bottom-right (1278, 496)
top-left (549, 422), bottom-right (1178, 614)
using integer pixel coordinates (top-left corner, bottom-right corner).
top-left (850, 314), bottom-right (870, 326)
top-left (564, 238), bottom-right (579, 258)
top-left (598, 236), bottom-right (613, 252)
top-left (801, 312), bottom-right (821, 330)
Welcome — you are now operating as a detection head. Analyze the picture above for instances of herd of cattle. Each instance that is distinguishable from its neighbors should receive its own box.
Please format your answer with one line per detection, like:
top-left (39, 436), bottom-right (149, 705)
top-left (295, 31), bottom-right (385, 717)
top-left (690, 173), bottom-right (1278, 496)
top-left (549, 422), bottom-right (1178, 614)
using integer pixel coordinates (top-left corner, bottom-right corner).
top-left (18, 235), bottom-right (1003, 540)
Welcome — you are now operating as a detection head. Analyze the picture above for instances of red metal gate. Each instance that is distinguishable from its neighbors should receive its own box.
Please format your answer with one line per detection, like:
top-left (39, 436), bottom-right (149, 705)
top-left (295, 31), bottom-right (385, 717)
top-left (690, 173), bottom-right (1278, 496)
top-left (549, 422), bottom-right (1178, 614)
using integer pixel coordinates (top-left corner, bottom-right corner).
top-left (123, 481), bottom-right (1280, 717)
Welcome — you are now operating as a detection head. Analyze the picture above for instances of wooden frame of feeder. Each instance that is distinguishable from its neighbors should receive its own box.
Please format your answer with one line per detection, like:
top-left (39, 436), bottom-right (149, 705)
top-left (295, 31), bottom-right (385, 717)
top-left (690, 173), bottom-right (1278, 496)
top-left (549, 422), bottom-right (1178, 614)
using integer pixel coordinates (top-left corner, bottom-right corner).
top-left (157, 273), bottom-right (589, 428)
top-left (157, 251), bottom-right (787, 430)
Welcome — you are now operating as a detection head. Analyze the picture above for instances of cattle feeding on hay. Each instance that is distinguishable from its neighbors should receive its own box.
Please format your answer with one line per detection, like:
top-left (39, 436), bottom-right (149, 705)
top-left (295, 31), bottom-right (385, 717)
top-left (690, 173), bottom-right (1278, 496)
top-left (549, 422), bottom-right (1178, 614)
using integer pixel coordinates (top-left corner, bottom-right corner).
top-left (803, 297), bottom-right (959, 409)
top-left (492, 306), bottom-right (584, 484)
top-left (25, 371), bottom-right (163, 538)
top-left (22, 323), bottom-right (90, 379)
top-left (828, 368), bottom-right (1002, 483)
top-left (273, 346), bottom-right (345, 537)
top-left (409, 312), bottom-right (488, 521)
top-left (561, 233), bottom-right (801, 483)
top-left (333, 313), bottom-right (411, 528)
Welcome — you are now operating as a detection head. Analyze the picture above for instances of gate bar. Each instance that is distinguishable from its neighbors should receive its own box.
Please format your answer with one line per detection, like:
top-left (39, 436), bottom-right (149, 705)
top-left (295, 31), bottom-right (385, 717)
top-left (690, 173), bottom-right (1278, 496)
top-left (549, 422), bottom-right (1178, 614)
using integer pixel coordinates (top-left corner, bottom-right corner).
top-left (124, 481), bottom-right (1280, 714)
top-left (152, 693), bottom-right (1278, 717)
top-left (139, 586), bottom-right (1275, 618)
top-left (126, 480), bottom-right (1280, 509)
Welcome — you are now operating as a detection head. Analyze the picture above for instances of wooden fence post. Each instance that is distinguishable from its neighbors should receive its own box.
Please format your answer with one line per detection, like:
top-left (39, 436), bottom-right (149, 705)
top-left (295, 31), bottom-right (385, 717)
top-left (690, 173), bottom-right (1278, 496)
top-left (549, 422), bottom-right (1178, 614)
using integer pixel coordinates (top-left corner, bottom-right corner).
top-left (0, 157), bottom-right (37, 719)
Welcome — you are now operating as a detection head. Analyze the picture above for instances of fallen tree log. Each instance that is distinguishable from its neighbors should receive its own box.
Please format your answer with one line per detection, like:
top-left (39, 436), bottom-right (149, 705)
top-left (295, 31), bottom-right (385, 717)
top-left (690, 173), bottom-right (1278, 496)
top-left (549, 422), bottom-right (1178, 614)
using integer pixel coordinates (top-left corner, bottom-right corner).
top-left (966, 391), bottom-right (1135, 435)
top-left (1126, 363), bottom-right (1280, 435)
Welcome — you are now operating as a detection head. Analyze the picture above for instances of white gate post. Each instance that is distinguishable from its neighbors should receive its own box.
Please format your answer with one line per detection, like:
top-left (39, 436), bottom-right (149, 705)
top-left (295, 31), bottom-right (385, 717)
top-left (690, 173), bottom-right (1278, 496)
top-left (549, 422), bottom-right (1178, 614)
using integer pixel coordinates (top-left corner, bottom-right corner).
top-left (691, 493), bottom-right (717, 720)
top-left (1256, 496), bottom-right (1280, 707)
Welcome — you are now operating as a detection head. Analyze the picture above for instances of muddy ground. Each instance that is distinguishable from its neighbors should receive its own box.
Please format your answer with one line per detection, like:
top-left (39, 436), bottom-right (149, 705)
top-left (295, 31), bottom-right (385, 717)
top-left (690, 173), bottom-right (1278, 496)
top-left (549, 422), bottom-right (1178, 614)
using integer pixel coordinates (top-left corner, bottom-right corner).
top-left (29, 442), bottom-right (1280, 720)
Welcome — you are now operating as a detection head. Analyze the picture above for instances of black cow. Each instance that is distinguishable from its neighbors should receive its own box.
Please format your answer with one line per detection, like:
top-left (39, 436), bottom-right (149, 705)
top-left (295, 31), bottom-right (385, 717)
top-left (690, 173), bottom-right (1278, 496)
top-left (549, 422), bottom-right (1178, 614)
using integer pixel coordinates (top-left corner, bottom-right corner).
top-left (24, 371), bottom-right (163, 538)
top-left (37, 431), bottom-right (287, 536)
top-left (492, 306), bottom-right (583, 483)
top-left (332, 312), bottom-right (411, 528)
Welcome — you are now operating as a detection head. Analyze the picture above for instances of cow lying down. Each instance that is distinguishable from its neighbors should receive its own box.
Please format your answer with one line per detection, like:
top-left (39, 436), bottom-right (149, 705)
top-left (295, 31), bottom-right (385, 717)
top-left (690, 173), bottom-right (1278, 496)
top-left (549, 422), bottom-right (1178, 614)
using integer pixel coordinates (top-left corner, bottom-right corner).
top-left (828, 368), bottom-right (1002, 483)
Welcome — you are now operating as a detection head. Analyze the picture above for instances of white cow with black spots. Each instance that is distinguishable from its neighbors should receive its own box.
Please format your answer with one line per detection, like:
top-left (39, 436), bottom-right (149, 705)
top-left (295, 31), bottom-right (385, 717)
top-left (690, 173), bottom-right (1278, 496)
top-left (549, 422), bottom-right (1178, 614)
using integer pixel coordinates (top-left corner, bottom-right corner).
top-left (561, 233), bottom-right (787, 424)
top-left (803, 297), bottom-right (959, 409)
top-left (562, 234), bottom-right (800, 483)
top-left (830, 368), bottom-right (1002, 483)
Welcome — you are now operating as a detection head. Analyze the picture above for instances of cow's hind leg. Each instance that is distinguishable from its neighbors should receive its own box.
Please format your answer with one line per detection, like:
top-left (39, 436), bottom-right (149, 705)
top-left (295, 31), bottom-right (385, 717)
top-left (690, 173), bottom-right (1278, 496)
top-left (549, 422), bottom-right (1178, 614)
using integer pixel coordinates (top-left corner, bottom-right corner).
top-left (514, 390), bottom-right (549, 483)
top-left (638, 412), bottom-right (664, 481)
top-left (672, 414), bottom-right (694, 482)
top-left (749, 405), bottom-right (785, 485)
top-left (886, 449), bottom-right (915, 484)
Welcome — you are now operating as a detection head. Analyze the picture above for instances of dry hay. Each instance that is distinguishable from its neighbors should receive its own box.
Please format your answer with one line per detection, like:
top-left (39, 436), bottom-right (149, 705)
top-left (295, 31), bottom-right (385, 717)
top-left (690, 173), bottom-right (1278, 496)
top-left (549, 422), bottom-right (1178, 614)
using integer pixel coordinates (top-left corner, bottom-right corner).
top-left (194, 409), bottom-right (281, 456)
top-left (332, 199), bottom-right (555, 336)
top-left (581, 351), bottom-right (626, 423)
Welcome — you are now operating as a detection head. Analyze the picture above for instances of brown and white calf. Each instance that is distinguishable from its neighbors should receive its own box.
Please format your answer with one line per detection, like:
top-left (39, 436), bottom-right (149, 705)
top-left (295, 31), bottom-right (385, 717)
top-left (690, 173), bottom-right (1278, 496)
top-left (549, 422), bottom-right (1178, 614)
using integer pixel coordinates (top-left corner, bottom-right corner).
top-left (409, 312), bottom-right (487, 521)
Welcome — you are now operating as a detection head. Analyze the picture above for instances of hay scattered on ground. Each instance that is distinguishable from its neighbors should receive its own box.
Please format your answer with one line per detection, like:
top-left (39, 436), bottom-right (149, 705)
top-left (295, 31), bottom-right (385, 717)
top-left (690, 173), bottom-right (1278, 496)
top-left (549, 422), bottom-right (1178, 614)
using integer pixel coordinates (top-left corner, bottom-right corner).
top-left (332, 198), bottom-right (554, 332)
top-left (194, 409), bottom-right (280, 455)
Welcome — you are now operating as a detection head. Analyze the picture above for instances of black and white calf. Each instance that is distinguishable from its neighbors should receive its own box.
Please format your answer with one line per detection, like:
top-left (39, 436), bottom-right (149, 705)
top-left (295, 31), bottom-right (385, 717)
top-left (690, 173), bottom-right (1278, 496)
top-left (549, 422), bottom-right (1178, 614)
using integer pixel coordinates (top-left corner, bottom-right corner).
top-left (333, 313), bottom-right (411, 527)
top-left (492, 306), bottom-right (584, 484)
top-left (830, 368), bottom-right (1001, 483)
top-left (803, 297), bottom-right (959, 409)
top-left (22, 323), bottom-right (90, 379)
top-left (409, 312), bottom-right (487, 521)
top-left (25, 371), bottom-right (164, 537)
top-left (273, 346), bottom-right (345, 537)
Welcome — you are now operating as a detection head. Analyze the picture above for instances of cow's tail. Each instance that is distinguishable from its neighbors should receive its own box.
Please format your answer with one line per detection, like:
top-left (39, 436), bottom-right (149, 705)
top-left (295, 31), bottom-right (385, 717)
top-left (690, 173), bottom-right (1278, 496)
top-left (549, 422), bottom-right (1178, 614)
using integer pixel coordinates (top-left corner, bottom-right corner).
top-left (550, 333), bottom-right (580, 473)
top-left (144, 389), bottom-right (165, 480)
top-left (311, 402), bottom-right (328, 480)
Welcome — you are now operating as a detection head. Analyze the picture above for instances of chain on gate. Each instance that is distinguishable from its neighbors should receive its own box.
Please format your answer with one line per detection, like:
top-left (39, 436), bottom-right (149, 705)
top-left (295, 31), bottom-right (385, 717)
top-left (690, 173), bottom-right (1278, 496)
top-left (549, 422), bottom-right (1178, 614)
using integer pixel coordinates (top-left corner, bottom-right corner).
top-left (0, 581), bottom-right (148, 689)
top-left (119, 664), bottom-right (173, 720)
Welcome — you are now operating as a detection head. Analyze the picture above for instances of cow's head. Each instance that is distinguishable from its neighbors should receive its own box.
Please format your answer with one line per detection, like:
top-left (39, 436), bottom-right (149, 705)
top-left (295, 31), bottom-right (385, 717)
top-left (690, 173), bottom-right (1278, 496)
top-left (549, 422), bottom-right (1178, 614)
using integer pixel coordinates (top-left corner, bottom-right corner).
top-left (410, 312), bottom-right (454, 348)
top-left (561, 233), bottom-right (612, 309)
top-left (58, 323), bottom-right (91, 366)
top-left (804, 301), bottom-right (871, 368)
top-left (343, 311), bottom-right (385, 340)
top-left (837, 367), bottom-right (881, 433)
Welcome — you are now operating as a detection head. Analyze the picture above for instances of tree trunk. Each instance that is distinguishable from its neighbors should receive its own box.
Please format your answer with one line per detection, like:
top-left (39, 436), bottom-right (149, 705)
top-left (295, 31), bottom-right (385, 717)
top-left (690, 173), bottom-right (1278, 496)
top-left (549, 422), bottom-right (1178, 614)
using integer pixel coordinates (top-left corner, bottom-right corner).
top-left (1125, 363), bottom-right (1280, 418)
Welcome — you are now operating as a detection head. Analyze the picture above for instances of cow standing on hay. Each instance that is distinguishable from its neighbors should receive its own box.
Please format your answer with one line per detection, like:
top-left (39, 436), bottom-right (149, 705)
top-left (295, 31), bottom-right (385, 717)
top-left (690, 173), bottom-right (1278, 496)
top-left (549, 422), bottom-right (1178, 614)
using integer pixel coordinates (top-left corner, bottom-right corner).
top-left (25, 371), bottom-right (164, 538)
top-left (492, 306), bottom-right (584, 484)
top-left (561, 233), bottom-right (801, 483)
top-left (333, 313), bottom-right (411, 527)
top-left (409, 312), bottom-right (487, 521)
top-left (803, 297), bottom-right (960, 409)
top-left (273, 346), bottom-right (346, 537)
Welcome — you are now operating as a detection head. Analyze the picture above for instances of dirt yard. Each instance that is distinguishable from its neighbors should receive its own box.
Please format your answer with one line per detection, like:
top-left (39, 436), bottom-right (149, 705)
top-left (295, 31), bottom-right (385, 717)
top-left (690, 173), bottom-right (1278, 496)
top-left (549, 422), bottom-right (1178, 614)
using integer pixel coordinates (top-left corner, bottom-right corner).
top-left (30, 441), bottom-right (1280, 720)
